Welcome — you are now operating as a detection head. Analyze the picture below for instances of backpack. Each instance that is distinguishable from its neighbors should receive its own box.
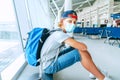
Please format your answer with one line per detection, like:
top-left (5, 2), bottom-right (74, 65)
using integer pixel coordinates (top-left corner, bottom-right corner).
top-left (25, 27), bottom-right (51, 66)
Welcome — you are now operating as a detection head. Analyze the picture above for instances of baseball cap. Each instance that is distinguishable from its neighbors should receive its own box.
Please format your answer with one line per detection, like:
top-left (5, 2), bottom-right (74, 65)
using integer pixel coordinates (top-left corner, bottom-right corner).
top-left (61, 10), bottom-right (78, 20)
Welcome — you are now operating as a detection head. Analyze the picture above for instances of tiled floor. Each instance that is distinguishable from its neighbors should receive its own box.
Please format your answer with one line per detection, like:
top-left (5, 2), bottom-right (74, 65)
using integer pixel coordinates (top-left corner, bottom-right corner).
top-left (17, 35), bottom-right (120, 80)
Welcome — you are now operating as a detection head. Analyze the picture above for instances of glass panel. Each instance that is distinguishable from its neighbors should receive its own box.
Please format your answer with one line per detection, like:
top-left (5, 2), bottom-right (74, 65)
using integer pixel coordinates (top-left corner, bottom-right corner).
top-left (0, 0), bottom-right (23, 72)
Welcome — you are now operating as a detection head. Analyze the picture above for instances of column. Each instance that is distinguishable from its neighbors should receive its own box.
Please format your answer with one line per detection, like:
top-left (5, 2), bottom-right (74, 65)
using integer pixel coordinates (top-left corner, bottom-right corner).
top-left (64, 0), bottom-right (72, 11)
top-left (108, 0), bottom-right (114, 24)
top-left (97, 6), bottom-right (100, 27)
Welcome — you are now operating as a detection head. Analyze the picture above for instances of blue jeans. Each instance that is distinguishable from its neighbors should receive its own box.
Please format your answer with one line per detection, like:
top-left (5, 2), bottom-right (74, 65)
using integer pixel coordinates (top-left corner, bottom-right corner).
top-left (42, 47), bottom-right (81, 80)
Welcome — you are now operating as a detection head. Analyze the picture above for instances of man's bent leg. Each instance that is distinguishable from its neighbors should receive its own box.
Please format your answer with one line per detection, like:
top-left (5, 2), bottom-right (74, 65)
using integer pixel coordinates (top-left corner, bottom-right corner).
top-left (42, 47), bottom-right (77, 80)
top-left (44, 49), bottom-right (81, 74)
top-left (79, 50), bottom-right (105, 80)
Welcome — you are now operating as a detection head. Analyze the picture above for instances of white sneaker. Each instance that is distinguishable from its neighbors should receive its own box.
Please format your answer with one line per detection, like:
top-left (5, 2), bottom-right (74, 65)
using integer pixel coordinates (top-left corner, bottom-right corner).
top-left (95, 76), bottom-right (112, 80)
top-left (89, 69), bottom-right (108, 79)
top-left (104, 77), bottom-right (112, 80)
top-left (89, 72), bottom-right (96, 79)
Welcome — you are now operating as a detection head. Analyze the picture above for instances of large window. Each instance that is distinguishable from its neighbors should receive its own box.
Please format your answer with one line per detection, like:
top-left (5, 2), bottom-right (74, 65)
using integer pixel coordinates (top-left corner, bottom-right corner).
top-left (0, 0), bottom-right (23, 72)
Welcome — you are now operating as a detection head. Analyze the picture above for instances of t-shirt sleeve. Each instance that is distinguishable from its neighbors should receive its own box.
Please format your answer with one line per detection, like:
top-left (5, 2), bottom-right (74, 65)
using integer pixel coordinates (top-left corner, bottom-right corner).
top-left (54, 31), bottom-right (70, 43)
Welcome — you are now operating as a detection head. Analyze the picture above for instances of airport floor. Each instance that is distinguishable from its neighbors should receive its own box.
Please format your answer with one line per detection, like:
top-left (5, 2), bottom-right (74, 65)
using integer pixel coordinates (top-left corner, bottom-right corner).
top-left (17, 35), bottom-right (120, 80)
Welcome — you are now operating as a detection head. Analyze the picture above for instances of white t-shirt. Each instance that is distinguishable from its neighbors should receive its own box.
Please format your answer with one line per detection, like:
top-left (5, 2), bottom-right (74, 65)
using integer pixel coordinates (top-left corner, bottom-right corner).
top-left (41, 30), bottom-right (70, 69)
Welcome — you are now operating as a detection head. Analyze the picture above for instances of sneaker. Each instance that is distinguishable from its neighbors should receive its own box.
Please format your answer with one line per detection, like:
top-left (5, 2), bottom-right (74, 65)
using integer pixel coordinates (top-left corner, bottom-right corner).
top-left (89, 69), bottom-right (108, 79)
top-left (104, 77), bottom-right (112, 80)
top-left (89, 67), bottom-right (101, 79)
top-left (89, 72), bottom-right (96, 79)
top-left (95, 76), bottom-right (112, 80)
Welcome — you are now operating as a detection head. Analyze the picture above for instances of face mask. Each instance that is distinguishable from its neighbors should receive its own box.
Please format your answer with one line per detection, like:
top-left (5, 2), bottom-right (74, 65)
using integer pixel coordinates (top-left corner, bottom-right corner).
top-left (65, 23), bottom-right (75, 33)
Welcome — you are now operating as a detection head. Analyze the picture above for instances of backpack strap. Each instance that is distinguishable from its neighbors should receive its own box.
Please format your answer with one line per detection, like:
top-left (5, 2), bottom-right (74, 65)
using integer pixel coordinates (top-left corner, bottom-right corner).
top-left (53, 44), bottom-right (63, 64)
top-left (49, 28), bottom-right (62, 33)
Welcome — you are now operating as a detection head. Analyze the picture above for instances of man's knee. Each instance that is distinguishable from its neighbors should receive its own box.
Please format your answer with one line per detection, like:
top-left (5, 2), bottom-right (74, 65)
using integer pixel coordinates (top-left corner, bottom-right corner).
top-left (79, 50), bottom-right (92, 59)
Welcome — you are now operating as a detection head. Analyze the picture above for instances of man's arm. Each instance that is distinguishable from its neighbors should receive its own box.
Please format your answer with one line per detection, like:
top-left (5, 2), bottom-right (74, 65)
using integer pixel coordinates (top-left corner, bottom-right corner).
top-left (64, 38), bottom-right (87, 51)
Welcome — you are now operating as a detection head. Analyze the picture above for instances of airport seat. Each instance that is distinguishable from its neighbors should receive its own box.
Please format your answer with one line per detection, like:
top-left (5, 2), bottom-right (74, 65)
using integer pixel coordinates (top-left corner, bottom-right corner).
top-left (104, 27), bottom-right (120, 46)
top-left (74, 27), bottom-right (83, 33)
top-left (83, 27), bottom-right (103, 39)
top-left (73, 27), bottom-right (84, 36)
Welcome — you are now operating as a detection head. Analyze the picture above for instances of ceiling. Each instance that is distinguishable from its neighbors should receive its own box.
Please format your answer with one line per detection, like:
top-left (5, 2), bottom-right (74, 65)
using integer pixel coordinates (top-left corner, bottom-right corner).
top-left (49, 0), bottom-right (120, 17)
top-left (49, 0), bottom-right (96, 16)
top-left (114, 0), bottom-right (120, 13)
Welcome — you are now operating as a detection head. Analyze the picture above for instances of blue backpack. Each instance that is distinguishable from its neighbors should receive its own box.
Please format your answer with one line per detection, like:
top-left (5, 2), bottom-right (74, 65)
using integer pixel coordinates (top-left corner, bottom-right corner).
top-left (25, 28), bottom-right (50, 66)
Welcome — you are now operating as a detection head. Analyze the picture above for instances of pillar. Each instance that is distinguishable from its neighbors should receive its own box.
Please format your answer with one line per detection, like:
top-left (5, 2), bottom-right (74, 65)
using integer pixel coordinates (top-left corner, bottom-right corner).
top-left (64, 0), bottom-right (72, 11)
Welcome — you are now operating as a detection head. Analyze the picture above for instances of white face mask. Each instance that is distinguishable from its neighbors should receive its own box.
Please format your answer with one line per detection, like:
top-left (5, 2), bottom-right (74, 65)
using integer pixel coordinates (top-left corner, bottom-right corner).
top-left (65, 23), bottom-right (75, 33)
